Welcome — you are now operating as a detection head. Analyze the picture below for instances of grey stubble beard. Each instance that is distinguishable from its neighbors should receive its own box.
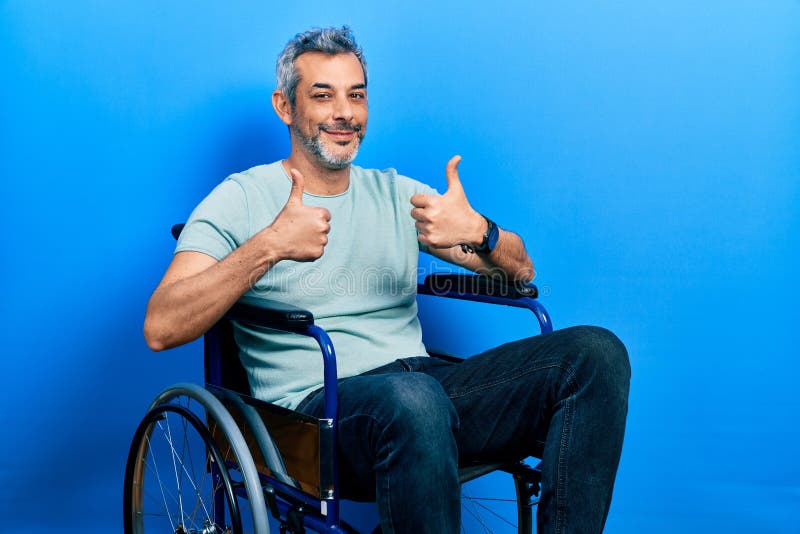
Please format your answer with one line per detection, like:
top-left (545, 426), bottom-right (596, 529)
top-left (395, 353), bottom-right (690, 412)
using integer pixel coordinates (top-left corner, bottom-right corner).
top-left (291, 122), bottom-right (364, 170)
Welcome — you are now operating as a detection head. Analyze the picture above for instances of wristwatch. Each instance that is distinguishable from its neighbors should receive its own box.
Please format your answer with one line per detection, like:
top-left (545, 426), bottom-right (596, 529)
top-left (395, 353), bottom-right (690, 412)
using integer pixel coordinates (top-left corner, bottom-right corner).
top-left (462, 214), bottom-right (499, 254)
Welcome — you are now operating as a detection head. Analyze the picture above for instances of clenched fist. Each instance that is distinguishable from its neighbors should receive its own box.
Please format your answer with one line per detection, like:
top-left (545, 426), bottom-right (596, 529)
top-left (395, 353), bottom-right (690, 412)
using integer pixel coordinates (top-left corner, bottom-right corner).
top-left (410, 155), bottom-right (486, 249)
top-left (266, 168), bottom-right (331, 262)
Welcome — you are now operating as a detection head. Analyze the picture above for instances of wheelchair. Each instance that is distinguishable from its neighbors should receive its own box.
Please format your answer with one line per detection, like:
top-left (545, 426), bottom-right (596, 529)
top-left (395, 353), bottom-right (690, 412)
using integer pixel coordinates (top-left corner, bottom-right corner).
top-left (124, 224), bottom-right (554, 534)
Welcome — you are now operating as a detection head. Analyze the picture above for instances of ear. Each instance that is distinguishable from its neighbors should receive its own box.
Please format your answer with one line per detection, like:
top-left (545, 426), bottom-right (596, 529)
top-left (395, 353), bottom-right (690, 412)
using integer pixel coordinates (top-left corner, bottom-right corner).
top-left (272, 90), bottom-right (293, 126)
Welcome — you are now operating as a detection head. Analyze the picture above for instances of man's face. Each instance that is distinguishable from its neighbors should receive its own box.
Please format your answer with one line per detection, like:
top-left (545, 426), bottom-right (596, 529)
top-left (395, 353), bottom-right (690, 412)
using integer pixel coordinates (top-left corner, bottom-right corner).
top-left (289, 52), bottom-right (368, 170)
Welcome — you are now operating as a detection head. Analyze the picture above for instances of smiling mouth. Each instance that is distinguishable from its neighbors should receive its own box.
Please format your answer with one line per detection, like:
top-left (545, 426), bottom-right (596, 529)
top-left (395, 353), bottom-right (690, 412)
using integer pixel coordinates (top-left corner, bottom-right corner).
top-left (319, 123), bottom-right (361, 134)
top-left (325, 132), bottom-right (355, 147)
top-left (320, 125), bottom-right (361, 145)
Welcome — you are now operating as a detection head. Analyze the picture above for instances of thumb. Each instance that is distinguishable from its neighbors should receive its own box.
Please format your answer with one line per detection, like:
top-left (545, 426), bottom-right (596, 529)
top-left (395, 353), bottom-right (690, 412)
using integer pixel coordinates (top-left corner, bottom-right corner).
top-left (444, 154), bottom-right (464, 196)
top-left (287, 168), bottom-right (305, 204)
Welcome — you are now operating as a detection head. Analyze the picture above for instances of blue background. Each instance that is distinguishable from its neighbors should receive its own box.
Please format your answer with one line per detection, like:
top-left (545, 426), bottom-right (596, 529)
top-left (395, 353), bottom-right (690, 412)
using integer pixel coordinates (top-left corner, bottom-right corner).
top-left (1, 1), bottom-right (798, 532)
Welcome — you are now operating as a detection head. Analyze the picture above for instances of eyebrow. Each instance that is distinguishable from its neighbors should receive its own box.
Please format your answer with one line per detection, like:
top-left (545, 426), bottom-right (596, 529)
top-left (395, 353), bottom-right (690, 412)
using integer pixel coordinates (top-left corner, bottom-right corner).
top-left (310, 83), bottom-right (367, 90)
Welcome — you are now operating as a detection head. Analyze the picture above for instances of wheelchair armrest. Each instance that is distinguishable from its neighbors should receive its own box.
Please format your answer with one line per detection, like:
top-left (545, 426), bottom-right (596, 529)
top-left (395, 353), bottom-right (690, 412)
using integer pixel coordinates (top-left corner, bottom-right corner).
top-left (171, 223), bottom-right (185, 240)
top-left (420, 273), bottom-right (538, 299)
top-left (419, 273), bottom-right (553, 334)
top-left (225, 295), bottom-right (314, 333)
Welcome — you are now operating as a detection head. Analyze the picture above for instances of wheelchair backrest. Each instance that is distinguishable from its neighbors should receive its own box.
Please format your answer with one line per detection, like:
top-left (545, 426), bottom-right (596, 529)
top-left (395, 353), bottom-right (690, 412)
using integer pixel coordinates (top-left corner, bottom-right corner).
top-left (204, 318), bottom-right (252, 395)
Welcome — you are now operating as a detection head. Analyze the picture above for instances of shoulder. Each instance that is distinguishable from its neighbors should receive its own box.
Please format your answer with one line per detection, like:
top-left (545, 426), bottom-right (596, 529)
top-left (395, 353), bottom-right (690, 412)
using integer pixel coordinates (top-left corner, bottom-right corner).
top-left (216, 161), bottom-right (293, 213)
top-left (192, 161), bottom-right (285, 214)
top-left (226, 161), bottom-right (288, 194)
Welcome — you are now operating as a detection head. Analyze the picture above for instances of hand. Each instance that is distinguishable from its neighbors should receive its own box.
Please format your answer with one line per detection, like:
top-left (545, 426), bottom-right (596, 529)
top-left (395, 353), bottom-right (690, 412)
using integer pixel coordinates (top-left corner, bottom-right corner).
top-left (410, 155), bottom-right (486, 249)
top-left (265, 168), bottom-right (331, 261)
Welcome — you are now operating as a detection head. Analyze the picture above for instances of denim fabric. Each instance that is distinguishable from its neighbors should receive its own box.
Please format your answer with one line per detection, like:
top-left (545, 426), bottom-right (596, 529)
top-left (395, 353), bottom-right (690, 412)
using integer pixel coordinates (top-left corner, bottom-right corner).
top-left (296, 325), bottom-right (631, 533)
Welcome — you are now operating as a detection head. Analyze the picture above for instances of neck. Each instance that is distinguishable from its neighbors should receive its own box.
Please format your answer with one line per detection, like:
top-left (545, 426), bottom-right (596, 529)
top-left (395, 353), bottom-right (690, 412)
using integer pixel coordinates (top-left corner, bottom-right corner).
top-left (282, 148), bottom-right (351, 196)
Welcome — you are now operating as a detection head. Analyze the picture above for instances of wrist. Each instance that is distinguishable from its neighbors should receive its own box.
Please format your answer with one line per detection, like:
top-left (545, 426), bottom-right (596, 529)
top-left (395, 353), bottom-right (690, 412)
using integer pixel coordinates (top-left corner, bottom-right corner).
top-left (254, 227), bottom-right (286, 265)
top-left (470, 211), bottom-right (488, 247)
top-left (473, 214), bottom-right (500, 254)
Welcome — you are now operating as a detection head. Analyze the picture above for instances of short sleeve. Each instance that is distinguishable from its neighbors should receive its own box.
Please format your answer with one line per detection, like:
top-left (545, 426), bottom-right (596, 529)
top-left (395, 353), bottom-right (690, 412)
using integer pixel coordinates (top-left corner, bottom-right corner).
top-left (175, 176), bottom-right (250, 260)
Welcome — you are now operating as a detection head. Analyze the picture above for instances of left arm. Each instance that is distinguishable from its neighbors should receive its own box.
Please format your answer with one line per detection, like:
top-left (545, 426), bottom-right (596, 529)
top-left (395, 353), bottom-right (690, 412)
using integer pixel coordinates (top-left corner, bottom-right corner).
top-left (410, 155), bottom-right (535, 284)
top-left (429, 226), bottom-right (535, 283)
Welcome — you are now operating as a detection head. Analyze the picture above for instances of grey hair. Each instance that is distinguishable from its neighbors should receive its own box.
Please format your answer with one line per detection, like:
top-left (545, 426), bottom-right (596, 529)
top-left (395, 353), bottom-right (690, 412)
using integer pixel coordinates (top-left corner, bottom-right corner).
top-left (276, 26), bottom-right (368, 107)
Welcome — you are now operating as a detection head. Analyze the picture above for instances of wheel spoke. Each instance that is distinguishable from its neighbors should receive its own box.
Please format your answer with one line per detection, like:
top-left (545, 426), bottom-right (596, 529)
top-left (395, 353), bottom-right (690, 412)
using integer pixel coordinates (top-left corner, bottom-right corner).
top-left (182, 398), bottom-right (209, 530)
top-left (143, 456), bottom-right (180, 509)
top-left (144, 430), bottom-right (177, 532)
top-left (461, 481), bottom-right (523, 533)
top-left (462, 501), bottom-right (492, 533)
top-left (470, 498), bottom-right (517, 529)
top-left (162, 413), bottom-right (188, 528)
top-left (157, 413), bottom-right (216, 527)
top-left (136, 511), bottom-right (173, 518)
top-left (463, 496), bottom-right (517, 503)
top-left (462, 489), bottom-right (492, 533)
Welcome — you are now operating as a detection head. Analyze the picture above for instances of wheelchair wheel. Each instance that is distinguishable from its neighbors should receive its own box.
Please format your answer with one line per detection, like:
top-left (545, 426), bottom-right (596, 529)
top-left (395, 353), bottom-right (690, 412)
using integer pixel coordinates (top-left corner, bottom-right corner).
top-left (124, 383), bottom-right (270, 534)
top-left (460, 466), bottom-right (539, 533)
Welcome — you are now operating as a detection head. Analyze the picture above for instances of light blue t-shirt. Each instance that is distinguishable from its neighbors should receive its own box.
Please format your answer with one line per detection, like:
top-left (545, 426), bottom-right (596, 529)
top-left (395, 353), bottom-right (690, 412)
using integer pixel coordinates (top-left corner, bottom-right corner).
top-left (176, 161), bottom-right (437, 408)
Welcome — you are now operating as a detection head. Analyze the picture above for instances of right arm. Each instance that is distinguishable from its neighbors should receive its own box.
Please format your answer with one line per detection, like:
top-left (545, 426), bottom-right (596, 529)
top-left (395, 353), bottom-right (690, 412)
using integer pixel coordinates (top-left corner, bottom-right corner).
top-left (143, 169), bottom-right (329, 351)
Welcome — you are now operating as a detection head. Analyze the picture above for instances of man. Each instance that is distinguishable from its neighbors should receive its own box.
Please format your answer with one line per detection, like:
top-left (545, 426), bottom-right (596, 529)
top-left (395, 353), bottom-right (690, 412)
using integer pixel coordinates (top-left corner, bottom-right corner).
top-left (144, 26), bottom-right (630, 533)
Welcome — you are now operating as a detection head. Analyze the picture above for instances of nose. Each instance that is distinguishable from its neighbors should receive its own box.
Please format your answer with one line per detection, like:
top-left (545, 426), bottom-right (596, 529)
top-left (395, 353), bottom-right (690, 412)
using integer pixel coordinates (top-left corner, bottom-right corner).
top-left (332, 94), bottom-right (353, 122)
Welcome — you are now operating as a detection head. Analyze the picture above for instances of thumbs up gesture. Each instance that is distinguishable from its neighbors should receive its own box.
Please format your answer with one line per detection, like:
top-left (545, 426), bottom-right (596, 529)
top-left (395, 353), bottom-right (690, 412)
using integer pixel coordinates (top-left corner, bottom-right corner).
top-left (267, 168), bottom-right (331, 262)
top-left (410, 155), bottom-right (487, 250)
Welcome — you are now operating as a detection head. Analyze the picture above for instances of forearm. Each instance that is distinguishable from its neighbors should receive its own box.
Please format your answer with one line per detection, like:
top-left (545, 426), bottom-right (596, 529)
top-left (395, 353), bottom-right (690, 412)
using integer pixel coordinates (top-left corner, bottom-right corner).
top-left (422, 207), bottom-right (535, 283)
top-left (472, 228), bottom-right (535, 283)
top-left (143, 235), bottom-right (279, 351)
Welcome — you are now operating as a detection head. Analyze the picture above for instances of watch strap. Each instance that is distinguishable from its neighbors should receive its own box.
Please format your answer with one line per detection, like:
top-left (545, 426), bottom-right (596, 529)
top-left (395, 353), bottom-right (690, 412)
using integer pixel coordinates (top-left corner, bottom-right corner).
top-left (462, 214), bottom-right (499, 254)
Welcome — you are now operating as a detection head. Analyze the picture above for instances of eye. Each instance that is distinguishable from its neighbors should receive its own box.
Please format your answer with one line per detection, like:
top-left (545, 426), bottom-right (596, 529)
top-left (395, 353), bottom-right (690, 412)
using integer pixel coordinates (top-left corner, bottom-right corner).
top-left (350, 92), bottom-right (366, 100)
top-left (312, 93), bottom-right (332, 100)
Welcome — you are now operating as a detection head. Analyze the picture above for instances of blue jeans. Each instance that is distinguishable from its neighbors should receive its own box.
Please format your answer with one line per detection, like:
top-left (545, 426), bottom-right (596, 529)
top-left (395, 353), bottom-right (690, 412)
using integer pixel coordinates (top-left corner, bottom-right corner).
top-left (297, 326), bottom-right (630, 533)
